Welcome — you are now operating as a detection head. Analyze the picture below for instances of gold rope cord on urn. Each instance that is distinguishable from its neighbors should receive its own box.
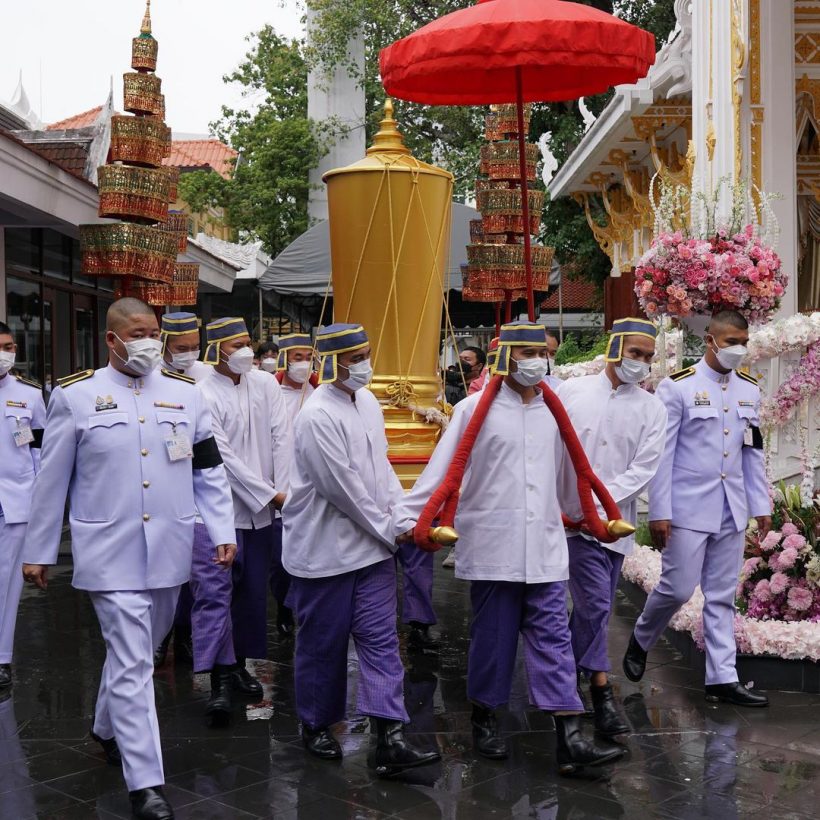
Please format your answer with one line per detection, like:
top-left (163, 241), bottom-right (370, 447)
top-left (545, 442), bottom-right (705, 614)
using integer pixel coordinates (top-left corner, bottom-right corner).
top-left (323, 100), bottom-right (455, 487)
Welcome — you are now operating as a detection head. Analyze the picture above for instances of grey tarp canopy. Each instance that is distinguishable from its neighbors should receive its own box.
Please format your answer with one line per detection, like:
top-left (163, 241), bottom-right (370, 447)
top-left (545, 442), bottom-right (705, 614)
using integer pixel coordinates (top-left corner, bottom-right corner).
top-left (259, 202), bottom-right (480, 295)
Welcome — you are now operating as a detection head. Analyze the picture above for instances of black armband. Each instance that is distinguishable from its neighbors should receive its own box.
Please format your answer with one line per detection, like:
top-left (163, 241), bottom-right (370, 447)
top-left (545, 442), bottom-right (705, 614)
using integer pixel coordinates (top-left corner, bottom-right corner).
top-left (30, 428), bottom-right (44, 448)
top-left (750, 425), bottom-right (764, 450)
top-left (192, 436), bottom-right (222, 470)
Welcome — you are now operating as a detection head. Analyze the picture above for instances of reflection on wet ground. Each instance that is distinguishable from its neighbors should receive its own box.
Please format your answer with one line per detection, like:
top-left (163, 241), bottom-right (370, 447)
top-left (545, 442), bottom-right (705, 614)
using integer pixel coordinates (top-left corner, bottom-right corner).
top-left (3, 558), bottom-right (820, 818)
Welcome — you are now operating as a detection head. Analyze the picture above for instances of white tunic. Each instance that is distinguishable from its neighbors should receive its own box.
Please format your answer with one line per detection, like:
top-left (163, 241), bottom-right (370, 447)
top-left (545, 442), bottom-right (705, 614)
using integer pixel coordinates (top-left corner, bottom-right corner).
top-left (395, 381), bottom-right (579, 583)
top-left (281, 380), bottom-right (315, 423)
top-left (557, 371), bottom-right (668, 556)
top-left (199, 369), bottom-right (291, 530)
top-left (186, 360), bottom-right (213, 383)
top-left (282, 383), bottom-right (405, 578)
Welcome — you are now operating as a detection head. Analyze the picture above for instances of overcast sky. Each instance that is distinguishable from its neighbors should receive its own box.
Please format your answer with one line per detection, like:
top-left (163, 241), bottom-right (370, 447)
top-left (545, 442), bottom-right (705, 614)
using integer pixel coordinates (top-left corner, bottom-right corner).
top-left (2, 0), bottom-right (304, 134)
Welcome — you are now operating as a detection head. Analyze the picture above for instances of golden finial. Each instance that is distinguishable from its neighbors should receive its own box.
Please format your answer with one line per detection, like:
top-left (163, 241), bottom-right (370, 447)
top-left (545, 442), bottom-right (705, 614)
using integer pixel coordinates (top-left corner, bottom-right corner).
top-left (367, 98), bottom-right (411, 156)
top-left (141, 0), bottom-right (152, 35)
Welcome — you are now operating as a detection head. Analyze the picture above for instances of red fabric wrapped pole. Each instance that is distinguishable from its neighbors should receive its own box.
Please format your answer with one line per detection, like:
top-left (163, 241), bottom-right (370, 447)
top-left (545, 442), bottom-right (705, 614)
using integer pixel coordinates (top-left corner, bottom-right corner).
top-left (414, 375), bottom-right (623, 551)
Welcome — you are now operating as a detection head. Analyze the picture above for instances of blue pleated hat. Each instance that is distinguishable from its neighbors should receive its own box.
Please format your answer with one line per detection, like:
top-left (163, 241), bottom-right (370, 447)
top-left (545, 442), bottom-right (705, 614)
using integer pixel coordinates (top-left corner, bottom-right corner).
top-left (315, 323), bottom-right (369, 383)
top-left (203, 317), bottom-right (249, 365)
top-left (494, 321), bottom-right (547, 376)
top-left (605, 317), bottom-right (657, 362)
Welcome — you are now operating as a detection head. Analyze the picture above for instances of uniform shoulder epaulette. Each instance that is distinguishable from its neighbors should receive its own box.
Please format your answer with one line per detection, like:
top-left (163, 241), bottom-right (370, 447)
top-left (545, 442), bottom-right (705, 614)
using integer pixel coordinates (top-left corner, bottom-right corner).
top-left (57, 369), bottom-right (94, 388)
top-left (735, 369), bottom-right (759, 386)
top-left (160, 368), bottom-right (195, 384)
top-left (669, 367), bottom-right (695, 382)
top-left (14, 374), bottom-right (42, 390)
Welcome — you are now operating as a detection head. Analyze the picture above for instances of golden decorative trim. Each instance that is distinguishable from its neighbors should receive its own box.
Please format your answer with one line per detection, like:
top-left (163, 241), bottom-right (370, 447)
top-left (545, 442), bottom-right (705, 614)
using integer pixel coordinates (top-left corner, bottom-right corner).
top-left (731, 0), bottom-right (747, 182)
top-left (749, 0), bottom-right (762, 198)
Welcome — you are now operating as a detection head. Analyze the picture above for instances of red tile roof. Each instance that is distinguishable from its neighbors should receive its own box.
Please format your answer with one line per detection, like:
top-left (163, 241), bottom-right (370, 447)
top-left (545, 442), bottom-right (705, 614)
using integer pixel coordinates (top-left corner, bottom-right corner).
top-left (47, 105), bottom-right (104, 130)
top-left (540, 279), bottom-right (598, 310)
top-left (26, 141), bottom-right (89, 179)
top-left (0, 129), bottom-right (97, 188)
top-left (163, 140), bottom-right (237, 179)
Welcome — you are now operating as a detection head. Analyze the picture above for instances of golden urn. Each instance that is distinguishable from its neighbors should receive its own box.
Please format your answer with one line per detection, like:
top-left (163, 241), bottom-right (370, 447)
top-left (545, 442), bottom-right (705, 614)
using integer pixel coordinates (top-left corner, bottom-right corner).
top-left (323, 101), bottom-right (453, 487)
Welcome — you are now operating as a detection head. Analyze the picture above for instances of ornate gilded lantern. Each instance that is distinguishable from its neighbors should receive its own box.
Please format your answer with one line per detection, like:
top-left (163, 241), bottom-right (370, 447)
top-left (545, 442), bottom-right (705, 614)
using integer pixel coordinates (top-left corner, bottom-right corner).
top-left (324, 100), bottom-right (452, 487)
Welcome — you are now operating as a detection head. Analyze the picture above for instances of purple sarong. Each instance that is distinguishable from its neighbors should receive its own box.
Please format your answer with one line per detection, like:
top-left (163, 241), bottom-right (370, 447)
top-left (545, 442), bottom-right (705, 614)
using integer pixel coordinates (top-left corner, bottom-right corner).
top-left (268, 517), bottom-right (291, 607)
top-left (189, 523), bottom-right (235, 672)
top-left (467, 580), bottom-right (582, 712)
top-left (231, 525), bottom-right (275, 660)
top-left (567, 535), bottom-right (624, 675)
top-left (289, 557), bottom-right (409, 729)
top-left (396, 542), bottom-right (436, 626)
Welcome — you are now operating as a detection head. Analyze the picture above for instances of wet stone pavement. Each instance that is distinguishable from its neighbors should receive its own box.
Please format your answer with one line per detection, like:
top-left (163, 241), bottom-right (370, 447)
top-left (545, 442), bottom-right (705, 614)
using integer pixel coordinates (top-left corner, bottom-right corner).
top-left (4, 558), bottom-right (820, 820)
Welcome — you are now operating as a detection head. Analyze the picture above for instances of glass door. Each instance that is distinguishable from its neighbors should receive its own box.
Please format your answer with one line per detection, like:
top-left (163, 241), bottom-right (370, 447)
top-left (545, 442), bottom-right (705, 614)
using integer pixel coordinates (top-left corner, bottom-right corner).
top-left (73, 293), bottom-right (96, 373)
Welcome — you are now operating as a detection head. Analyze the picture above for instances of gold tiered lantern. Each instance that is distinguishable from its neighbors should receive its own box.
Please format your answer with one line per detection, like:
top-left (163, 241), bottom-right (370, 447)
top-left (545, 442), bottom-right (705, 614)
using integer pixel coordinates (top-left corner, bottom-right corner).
top-left (80, 0), bottom-right (199, 308)
top-left (324, 100), bottom-right (452, 487)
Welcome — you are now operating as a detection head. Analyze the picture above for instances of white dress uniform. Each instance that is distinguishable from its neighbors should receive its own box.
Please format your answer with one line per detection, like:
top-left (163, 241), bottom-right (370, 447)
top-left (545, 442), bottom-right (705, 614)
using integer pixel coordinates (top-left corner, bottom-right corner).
top-left (0, 374), bottom-right (46, 665)
top-left (22, 364), bottom-right (235, 792)
top-left (635, 358), bottom-right (771, 685)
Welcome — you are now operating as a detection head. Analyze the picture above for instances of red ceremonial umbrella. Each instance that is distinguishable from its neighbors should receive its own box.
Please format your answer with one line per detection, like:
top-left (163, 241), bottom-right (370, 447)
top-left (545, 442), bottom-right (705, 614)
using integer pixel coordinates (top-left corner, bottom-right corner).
top-left (380, 0), bottom-right (655, 320)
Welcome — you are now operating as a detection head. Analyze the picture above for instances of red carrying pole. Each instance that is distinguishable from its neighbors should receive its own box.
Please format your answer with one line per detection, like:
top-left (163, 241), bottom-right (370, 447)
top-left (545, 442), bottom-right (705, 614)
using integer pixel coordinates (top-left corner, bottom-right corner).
top-left (515, 67), bottom-right (535, 322)
top-left (494, 302), bottom-right (501, 336)
top-left (504, 291), bottom-right (512, 323)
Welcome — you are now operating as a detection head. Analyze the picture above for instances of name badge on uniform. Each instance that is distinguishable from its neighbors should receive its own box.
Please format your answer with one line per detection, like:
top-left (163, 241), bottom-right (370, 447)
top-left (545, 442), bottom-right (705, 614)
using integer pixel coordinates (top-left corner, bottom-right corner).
top-left (744, 427), bottom-right (754, 447)
top-left (694, 390), bottom-right (710, 406)
top-left (165, 427), bottom-right (193, 462)
top-left (738, 400), bottom-right (755, 407)
top-left (95, 395), bottom-right (118, 412)
top-left (12, 419), bottom-right (34, 447)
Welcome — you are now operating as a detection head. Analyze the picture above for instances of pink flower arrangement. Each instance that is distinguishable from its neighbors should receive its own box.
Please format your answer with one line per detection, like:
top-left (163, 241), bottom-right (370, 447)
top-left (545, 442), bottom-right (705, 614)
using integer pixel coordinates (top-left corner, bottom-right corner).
top-left (634, 226), bottom-right (786, 324)
top-left (760, 343), bottom-right (820, 430)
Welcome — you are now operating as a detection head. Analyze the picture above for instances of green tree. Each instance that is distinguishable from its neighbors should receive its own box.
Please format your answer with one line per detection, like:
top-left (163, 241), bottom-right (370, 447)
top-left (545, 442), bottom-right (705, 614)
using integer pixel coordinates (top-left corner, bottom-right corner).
top-left (178, 26), bottom-right (327, 257)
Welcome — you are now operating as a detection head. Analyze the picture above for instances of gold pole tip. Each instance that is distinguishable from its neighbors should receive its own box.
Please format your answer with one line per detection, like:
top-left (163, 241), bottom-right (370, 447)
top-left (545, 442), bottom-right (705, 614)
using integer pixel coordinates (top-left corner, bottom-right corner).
top-left (428, 526), bottom-right (459, 547)
top-left (141, 0), bottom-right (152, 35)
top-left (606, 519), bottom-right (637, 538)
top-left (367, 98), bottom-right (411, 156)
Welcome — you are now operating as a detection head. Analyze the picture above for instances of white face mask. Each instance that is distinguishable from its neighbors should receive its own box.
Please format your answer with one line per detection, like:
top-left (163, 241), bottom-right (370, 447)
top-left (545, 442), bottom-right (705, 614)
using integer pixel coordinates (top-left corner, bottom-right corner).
top-left (711, 339), bottom-right (748, 371)
top-left (288, 360), bottom-right (311, 383)
top-left (0, 350), bottom-right (15, 376)
top-left (511, 356), bottom-right (550, 387)
top-left (224, 346), bottom-right (255, 375)
top-left (341, 359), bottom-right (373, 391)
top-left (260, 359), bottom-right (278, 373)
top-left (170, 350), bottom-right (200, 372)
top-left (615, 357), bottom-right (650, 384)
top-left (114, 334), bottom-right (162, 376)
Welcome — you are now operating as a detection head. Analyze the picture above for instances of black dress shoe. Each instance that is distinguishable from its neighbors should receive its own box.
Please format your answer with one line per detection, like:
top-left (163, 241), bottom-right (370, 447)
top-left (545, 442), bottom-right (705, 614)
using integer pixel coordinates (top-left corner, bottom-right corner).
top-left (471, 703), bottom-right (508, 759)
top-left (90, 728), bottom-right (122, 766)
top-left (153, 632), bottom-right (171, 668)
top-left (554, 714), bottom-right (626, 775)
top-left (302, 725), bottom-right (342, 760)
top-left (230, 660), bottom-right (263, 696)
top-left (129, 785), bottom-right (174, 819)
top-left (172, 627), bottom-right (193, 665)
top-left (205, 666), bottom-right (232, 727)
top-left (277, 606), bottom-right (294, 636)
top-left (590, 683), bottom-right (631, 738)
top-left (407, 622), bottom-right (439, 653)
top-left (705, 682), bottom-right (769, 707)
top-left (0, 664), bottom-right (11, 689)
top-left (623, 632), bottom-right (648, 682)
top-left (368, 718), bottom-right (440, 777)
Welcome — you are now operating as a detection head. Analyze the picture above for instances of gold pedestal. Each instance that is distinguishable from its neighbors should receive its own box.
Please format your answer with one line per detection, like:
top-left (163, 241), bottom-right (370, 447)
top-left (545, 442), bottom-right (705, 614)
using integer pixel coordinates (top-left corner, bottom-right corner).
top-left (324, 102), bottom-right (453, 487)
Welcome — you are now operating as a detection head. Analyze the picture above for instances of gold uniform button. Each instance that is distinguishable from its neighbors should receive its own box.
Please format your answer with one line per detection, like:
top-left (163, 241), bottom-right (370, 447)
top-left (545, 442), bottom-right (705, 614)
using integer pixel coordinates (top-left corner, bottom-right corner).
top-left (722, 385), bottom-right (728, 391)
top-left (723, 407), bottom-right (729, 413)
top-left (141, 448), bottom-right (148, 456)
top-left (143, 480), bottom-right (150, 488)
top-left (724, 451), bottom-right (729, 457)
top-left (143, 513), bottom-right (150, 521)
top-left (721, 473), bottom-right (727, 480)
top-left (134, 390), bottom-right (141, 396)
top-left (138, 416), bottom-right (145, 423)
top-left (724, 429), bottom-right (729, 435)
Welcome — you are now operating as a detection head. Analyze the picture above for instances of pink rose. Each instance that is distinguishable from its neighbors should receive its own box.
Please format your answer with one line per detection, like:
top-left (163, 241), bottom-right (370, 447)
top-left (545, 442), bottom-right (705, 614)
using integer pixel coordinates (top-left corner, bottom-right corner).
top-left (782, 533), bottom-right (807, 551)
top-left (781, 523), bottom-right (799, 536)
top-left (759, 530), bottom-right (782, 551)
top-left (787, 586), bottom-right (813, 612)
top-left (770, 572), bottom-right (789, 595)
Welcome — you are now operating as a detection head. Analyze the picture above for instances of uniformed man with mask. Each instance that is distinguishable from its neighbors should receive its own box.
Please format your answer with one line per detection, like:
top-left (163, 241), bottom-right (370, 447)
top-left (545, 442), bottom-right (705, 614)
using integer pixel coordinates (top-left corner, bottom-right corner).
top-left (0, 321), bottom-right (46, 690)
top-left (22, 297), bottom-right (236, 820)
top-left (623, 309), bottom-right (771, 707)
top-left (192, 318), bottom-right (291, 724)
top-left (153, 312), bottom-right (211, 668)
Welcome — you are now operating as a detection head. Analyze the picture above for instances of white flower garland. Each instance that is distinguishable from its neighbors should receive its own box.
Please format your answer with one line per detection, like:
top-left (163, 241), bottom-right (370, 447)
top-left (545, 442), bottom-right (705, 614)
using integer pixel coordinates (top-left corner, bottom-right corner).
top-left (746, 311), bottom-right (820, 363)
top-left (622, 545), bottom-right (820, 662)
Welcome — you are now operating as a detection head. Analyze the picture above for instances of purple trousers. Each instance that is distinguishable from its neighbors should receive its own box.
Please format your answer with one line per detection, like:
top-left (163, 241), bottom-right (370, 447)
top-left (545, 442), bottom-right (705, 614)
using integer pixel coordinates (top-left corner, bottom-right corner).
top-left (468, 580), bottom-right (583, 712)
top-left (395, 542), bottom-right (436, 626)
top-left (190, 523), bottom-right (235, 672)
top-left (289, 558), bottom-right (409, 729)
top-left (267, 517), bottom-right (291, 607)
top-left (567, 536), bottom-right (625, 675)
top-left (232, 525), bottom-right (275, 660)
